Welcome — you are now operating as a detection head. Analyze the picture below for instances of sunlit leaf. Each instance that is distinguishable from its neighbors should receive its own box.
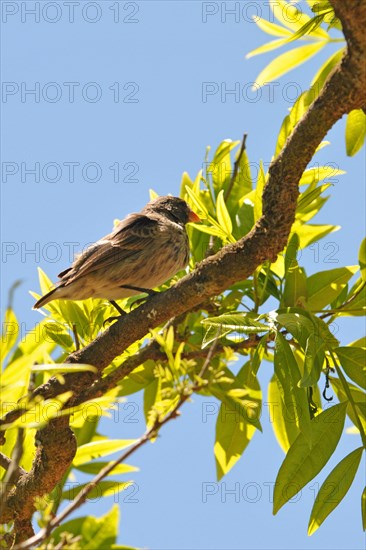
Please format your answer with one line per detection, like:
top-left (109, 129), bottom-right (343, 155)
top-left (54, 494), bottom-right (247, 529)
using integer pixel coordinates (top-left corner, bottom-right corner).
top-left (216, 190), bottom-right (233, 236)
top-left (335, 347), bottom-right (366, 390)
top-left (299, 165), bottom-right (345, 186)
top-left (1, 308), bottom-right (18, 366)
top-left (311, 47), bottom-right (345, 90)
top-left (255, 42), bottom-right (326, 87)
top-left (270, 0), bottom-right (328, 38)
top-left (359, 238), bottom-right (366, 283)
top-left (202, 313), bottom-right (269, 333)
top-left (307, 266), bottom-right (359, 310)
top-left (285, 14), bottom-right (328, 43)
top-left (62, 480), bottom-right (131, 500)
top-left (329, 378), bottom-right (366, 434)
top-left (75, 461), bottom-right (138, 476)
top-left (345, 109), bottom-right (366, 157)
top-left (292, 222), bottom-right (340, 249)
top-left (215, 362), bottom-right (260, 479)
top-left (308, 447), bottom-right (363, 534)
top-left (268, 374), bottom-right (301, 453)
top-left (52, 504), bottom-right (119, 548)
top-left (274, 333), bottom-right (312, 442)
top-left (253, 17), bottom-right (292, 37)
top-left (273, 402), bottom-right (347, 514)
top-left (73, 440), bottom-right (136, 466)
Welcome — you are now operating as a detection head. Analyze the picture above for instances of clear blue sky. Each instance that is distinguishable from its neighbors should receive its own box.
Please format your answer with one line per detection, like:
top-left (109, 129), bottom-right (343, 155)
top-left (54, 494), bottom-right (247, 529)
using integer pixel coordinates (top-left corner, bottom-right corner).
top-left (1, 1), bottom-right (365, 549)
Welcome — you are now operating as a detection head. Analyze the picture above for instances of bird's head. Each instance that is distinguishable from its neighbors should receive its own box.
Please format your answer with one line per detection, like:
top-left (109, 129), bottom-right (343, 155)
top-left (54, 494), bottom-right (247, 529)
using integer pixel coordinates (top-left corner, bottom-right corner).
top-left (142, 196), bottom-right (201, 226)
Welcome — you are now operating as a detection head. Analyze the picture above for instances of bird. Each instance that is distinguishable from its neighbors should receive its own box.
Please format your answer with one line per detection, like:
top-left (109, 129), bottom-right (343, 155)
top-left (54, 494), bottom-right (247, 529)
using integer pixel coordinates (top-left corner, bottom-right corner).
top-left (33, 196), bottom-right (201, 312)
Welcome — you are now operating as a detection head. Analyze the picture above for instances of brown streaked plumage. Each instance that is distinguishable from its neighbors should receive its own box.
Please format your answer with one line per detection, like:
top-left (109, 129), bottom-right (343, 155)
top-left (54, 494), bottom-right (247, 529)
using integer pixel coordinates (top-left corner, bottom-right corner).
top-left (33, 196), bottom-right (200, 309)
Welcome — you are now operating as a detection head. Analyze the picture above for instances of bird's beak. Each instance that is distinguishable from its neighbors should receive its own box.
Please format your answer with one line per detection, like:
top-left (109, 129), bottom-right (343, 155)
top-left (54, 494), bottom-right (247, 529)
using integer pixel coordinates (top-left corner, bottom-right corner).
top-left (188, 209), bottom-right (201, 223)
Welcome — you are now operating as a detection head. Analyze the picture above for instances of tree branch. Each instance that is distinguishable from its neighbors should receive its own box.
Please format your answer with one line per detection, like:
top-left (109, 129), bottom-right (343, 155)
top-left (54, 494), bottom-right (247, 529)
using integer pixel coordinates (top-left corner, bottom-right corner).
top-left (13, 340), bottom-right (219, 550)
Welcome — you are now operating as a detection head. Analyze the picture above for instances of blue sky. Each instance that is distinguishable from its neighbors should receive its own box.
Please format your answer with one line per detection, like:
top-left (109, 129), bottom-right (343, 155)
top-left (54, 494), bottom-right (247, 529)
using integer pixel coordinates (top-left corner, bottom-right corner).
top-left (1, 1), bottom-right (365, 549)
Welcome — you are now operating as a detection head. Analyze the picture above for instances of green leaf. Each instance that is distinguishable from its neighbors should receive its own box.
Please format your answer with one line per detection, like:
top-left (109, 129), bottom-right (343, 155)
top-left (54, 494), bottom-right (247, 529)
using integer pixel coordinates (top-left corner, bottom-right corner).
top-left (75, 461), bottom-right (138, 476)
top-left (7, 392), bottom-right (73, 430)
top-left (362, 487), bottom-right (366, 531)
top-left (202, 313), bottom-right (269, 333)
top-left (307, 266), bottom-right (359, 310)
top-left (297, 183), bottom-right (332, 214)
top-left (211, 378), bottom-right (262, 433)
top-left (274, 333), bottom-right (312, 442)
top-left (283, 265), bottom-right (307, 307)
top-left (73, 440), bottom-right (136, 466)
top-left (275, 309), bottom-right (339, 349)
top-left (284, 14), bottom-right (328, 44)
top-left (268, 374), bottom-right (302, 453)
top-left (149, 188), bottom-right (159, 200)
top-left (338, 284), bottom-right (366, 317)
top-left (52, 505), bottom-right (119, 549)
top-left (330, 378), bottom-right (366, 434)
top-left (276, 310), bottom-right (315, 348)
top-left (216, 190), bottom-right (233, 236)
top-left (229, 149), bottom-right (252, 208)
top-left (190, 223), bottom-right (227, 239)
top-left (292, 222), bottom-right (340, 249)
top-left (254, 161), bottom-right (265, 221)
top-left (349, 336), bottom-right (366, 348)
top-left (299, 165), bottom-right (345, 186)
top-left (201, 324), bottom-right (231, 349)
top-left (38, 267), bottom-right (54, 295)
top-left (311, 48), bottom-right (345, 90)
top-left (62, 480), bottom-right (131, 500)
top-left (335, 347), bottom-right (366, 390)
top-left (246, 37), bottom-right (290, 59)
top-left (209, 139), bottom-right (240, 176)
top-left (275, 90), bottom-right (313, 156)
top-left (235, 199), bottom-right (255, 239)
top-left (215, 362), bottom-right (260, 479)
top-left (1, 308), bottom-right (18, 366)
top-left (255, 42), bottom-right (326, 87)
top-left (251, 334), bottom-right (268, 375)
top-left (284, 233), bottom-right (300, 273)
top-left (308, 447), bottom-right (363, 534)
top-left (253, 17), bottom-right (292, 38)
top-left (42, 321), bottom-right (74, 350)
top-left (299, 332), bottom-right (324, 388)
top-left (270, 0), bottom-right (328, 38)
top-left (359, 239), bottom-right (366, 283)
top-left (273, 402), bottom-right (347, 514)
top-left (345, 109), bottom-right (366, 156)
top-left (184, 185), bottom-right (209, 217)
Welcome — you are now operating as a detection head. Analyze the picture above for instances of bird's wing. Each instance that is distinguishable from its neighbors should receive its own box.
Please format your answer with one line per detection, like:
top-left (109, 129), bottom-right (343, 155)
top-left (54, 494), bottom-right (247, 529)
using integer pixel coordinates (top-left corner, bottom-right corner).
top-left (61, 213), bottom-right (162, 284)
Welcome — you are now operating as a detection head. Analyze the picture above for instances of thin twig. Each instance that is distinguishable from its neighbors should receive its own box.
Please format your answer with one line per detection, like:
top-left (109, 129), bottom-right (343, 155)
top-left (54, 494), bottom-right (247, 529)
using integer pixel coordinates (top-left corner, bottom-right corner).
top-left (13, 341), bottom-right (219, 550)
top-left (224, 133), bottom-right (248, 201)
top-left (319, 280), bottom-right (365, 319)
top-left (197, 336), bottom-right (219, 379)
top-left (0, 452), bottom-right (26, 480)
top-left (0, 428), bottom-right (25, 517)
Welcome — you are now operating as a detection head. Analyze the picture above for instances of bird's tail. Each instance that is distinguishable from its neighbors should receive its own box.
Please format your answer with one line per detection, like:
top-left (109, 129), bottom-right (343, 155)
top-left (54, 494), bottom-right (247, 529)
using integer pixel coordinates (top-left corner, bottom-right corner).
top-left (33, 287), bottom-right (60, 309)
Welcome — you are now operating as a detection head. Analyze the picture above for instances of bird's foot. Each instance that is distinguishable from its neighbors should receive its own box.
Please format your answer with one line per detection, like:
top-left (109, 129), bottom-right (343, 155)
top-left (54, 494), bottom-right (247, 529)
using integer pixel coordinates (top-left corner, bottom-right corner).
top-left (72, 324), bottom-right (80, 351)
top-left (123, 287), bottom-right (159, 310)
top-left (103, 300), bottom-right (127, 327)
